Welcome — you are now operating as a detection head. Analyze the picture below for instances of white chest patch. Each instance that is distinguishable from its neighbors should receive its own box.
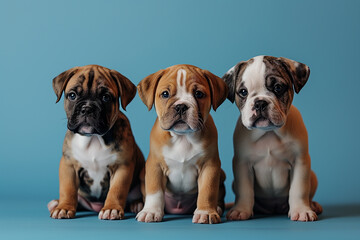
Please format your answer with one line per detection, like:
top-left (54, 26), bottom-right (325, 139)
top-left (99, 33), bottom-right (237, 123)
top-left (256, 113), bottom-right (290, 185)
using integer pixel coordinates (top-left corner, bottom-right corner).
top-left (162, 133), bottom-right (203, 193)
top-left (71, 134), bottom-right (118, 198)
top-left (246, 130), bottom-right (300, 194)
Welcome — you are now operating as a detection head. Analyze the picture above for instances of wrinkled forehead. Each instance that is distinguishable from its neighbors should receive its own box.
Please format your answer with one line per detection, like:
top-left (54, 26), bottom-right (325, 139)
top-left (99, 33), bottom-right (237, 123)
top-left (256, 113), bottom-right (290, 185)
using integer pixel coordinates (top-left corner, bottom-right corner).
top-left (65, 67), bottom-right (117, 95)
top-left (263, 56), bottom-right (292, 81)
top-left (240, 56), bottom-right (291, 90)
top-left (157, 66), bottom-right (209, 91)
top-left (240, 56), bottom-right (266, 90)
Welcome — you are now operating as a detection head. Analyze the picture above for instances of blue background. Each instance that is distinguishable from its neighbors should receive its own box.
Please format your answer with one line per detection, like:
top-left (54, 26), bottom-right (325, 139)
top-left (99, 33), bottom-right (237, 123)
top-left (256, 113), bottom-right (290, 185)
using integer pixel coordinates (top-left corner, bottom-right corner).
top-left (0, 0), bottom-right (359, 239)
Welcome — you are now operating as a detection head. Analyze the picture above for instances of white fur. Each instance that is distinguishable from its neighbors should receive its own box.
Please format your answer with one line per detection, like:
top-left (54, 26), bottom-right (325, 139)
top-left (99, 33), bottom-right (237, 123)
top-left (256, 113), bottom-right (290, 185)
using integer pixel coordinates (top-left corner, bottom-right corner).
top-left (71, 134), bottom-right (118, 198)
top-left (142, 191), bottom-right (165, 210)
top-left (241, 56), bottom-right (270, 128)
top-left (163, 132), bottom-right (203, 193)
top-left (226, 66), bottom-right (235, 75)
top-left (174, 69), bottom-right (196, 107)
top-left (136, 191), bottom-right (164, 222)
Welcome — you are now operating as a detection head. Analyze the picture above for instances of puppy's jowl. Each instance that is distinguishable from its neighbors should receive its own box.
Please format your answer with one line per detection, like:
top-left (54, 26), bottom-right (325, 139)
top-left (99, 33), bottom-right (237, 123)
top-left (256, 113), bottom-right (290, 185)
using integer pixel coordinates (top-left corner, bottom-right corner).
top-left (48, 65), bottom-right (145, 220)
top-left (223, 56), bottom-right (322, 222)
top-left (136, 65), bottom-right (228, 224)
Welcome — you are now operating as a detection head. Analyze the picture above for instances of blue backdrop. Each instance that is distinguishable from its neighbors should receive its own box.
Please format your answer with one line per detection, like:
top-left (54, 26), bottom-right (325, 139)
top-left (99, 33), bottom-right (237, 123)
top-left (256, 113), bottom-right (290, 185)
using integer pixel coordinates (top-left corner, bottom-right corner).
top-left (0, 0), bottom-right (359, 230)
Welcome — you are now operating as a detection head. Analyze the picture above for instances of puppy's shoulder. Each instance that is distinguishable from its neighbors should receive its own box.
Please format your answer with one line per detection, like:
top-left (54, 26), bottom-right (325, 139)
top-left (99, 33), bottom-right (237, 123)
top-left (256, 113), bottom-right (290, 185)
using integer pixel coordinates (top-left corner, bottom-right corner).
top-left (280, 105), bottom-right (309, 146)
top-left (103, 111), bottom-right (135, 148)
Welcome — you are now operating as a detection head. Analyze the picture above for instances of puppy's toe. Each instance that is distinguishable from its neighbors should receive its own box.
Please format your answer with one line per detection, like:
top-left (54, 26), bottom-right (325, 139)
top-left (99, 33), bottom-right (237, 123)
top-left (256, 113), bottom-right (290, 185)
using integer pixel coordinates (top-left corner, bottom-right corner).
top-left (50, 207), bottom-right (75, 219)
top-left (226, 208), bottom-right (252, 221)
top-left (136, 208), bottom-right (164, 223)
top-left (99, 207), bottom-right (124, 220)
top-left (192, 209), bottom-right (221, 224)
top-left (130, 201), bottom-right (144, 214)
top-left (289, 207), bottom-right (318, 222)
top-left (311, 201), bottom-right (323, 215)
top-left (47, 200), bottom-right (59, 212)
top-left (216, 206), bottom-right (223, 216)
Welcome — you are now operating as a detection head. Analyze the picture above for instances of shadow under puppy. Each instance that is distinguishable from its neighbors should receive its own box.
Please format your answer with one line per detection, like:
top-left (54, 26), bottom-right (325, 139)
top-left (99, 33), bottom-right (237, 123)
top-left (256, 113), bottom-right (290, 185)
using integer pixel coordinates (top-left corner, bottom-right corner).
top-left (48, 65), bottom-right (145, 220)
top-left (136, 64), bottom-right (227, 224)
top-left (223, 56), bottom-right (322, 222)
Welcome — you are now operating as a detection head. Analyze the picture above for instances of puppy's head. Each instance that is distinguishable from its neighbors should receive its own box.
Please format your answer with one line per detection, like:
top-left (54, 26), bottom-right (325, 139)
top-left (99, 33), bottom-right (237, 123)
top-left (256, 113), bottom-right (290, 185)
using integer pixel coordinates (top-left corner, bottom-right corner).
top-left (223, 56), bottom-right (310, 130)
top-left (53, 65), bottom-right (136, 136)
top-left (138, 64), bottom-right (228, 134)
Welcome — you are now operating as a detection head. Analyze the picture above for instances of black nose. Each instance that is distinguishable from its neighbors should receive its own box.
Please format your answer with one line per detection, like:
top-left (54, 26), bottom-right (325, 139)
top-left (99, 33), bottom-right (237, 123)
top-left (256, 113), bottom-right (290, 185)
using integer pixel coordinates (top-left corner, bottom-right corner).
top-left (80, 106), bottom-right (94, 115)
top-left (254, 100), bottom-right (268, 112)
top-left (175, 104), bottom-right (189, 115)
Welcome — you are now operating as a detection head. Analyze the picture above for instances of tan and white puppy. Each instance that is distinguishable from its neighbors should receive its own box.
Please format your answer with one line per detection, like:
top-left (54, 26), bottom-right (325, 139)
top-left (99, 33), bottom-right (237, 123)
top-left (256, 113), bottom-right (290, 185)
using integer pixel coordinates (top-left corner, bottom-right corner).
top-left (48, 65), bottom-right (145, 220)
top-left (223, 56), bottom-right (322, 222)
top-left (136, 64), bottom-right (227, 224)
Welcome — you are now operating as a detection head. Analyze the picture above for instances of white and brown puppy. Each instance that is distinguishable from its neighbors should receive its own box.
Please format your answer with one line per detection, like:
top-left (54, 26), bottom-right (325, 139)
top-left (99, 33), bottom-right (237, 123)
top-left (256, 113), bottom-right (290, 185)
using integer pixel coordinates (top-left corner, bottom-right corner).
top-left (223, 56), bottom-right (322, 222)
top-left (136, 64), bottom-right (227, 224)
top-left (48, 65), bottom-right (145, 220)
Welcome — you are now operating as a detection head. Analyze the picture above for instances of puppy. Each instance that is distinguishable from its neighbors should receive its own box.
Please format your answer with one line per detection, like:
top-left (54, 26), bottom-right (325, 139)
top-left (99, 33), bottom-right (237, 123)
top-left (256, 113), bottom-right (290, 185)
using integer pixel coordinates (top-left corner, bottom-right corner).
top-left (136, 64), bottom-right (227, 224)
top-left (223, 56), bottom-right (322, 221)
top-left (48, 65), bottom-right (145, 220)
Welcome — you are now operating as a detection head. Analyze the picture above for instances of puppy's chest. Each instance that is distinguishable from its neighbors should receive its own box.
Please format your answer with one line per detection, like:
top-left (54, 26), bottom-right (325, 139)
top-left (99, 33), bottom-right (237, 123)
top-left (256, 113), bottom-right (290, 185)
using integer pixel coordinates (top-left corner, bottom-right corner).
top-left (71, 134), bottom-right (118, 199)
top-left (247, 132), bottom-right (299, 193)
top-left (162, 136), bottom-right (203, 193)
top-left (248, 132), bottom-right (298, 165)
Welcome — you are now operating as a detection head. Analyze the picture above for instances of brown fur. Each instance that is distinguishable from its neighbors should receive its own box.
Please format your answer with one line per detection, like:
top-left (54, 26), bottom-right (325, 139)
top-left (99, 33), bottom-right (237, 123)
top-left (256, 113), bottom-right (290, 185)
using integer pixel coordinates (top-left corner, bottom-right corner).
top-left (50, 65), bottom-right (144, 219)
top-left (137, 64), bottom-right (227, 224)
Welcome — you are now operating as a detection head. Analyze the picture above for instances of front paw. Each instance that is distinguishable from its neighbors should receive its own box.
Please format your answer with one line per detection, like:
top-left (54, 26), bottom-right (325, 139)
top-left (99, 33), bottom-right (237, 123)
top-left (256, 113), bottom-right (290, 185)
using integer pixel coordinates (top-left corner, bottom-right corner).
top-left (136, 208), bottom-right (164, 222)
top-left (289, 206), bottom-right (318, 222)
top-left (192, 209), bottom-right (221, 224)
top-left (50, 205), bottom-right (76, 219)
top-left (98, 206), bottom-right (124, 220)
top-left (226, 207), bottom-right (253, 221)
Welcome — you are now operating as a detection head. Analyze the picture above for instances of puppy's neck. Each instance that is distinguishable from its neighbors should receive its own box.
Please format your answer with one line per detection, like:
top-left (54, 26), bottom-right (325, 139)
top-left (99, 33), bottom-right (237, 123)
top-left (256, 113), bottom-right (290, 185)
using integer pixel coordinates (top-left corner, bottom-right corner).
top-left (73, 133), bottom-right (108, 150)
top-left (168, 130), bottom-right (203, 144)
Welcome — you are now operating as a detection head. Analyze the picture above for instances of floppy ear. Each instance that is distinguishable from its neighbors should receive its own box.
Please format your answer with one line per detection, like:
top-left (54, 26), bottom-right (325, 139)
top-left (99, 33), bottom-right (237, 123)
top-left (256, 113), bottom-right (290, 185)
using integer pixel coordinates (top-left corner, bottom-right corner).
top-left (52, 67), bottom-right (79, 103)
top-left (201, 69), bottom-right (228, 111)
top-left (222, 61), bottom-right (247, 103)
top-left (278, 57), bottom-right (310, 94)
top-left (137, 69), bottom-right (166, 110)
top-left (109, 70), bottom-right (136, 110)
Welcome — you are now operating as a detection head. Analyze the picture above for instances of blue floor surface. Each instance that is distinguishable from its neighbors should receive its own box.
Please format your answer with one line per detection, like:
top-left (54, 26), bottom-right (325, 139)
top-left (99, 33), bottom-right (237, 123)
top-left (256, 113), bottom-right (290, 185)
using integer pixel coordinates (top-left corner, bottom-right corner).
top-left (0, 200), bottom-right (359, 240)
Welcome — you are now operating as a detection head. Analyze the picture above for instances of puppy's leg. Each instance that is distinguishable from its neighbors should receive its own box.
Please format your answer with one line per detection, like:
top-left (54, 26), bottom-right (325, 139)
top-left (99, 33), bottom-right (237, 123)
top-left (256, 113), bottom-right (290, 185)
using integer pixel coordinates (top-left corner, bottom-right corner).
top-left (216, 169), bottom-right (226, 216)
top-left (136, 158), bottom-right (166, 223)
top-left (50, 157), bottom-right (78, 219)
top-left (193, 162), bottom-right (221, 224)
top-left (129, 166), bottom-right (145, 214)
top-left (226, 157), bottom-right (254, 221)
top-left (309, 170), bottom-right (322, 215)
top-left (288, 154), bottom-right (318, 221)
top-left (99, 163), bottom-right (135, 220)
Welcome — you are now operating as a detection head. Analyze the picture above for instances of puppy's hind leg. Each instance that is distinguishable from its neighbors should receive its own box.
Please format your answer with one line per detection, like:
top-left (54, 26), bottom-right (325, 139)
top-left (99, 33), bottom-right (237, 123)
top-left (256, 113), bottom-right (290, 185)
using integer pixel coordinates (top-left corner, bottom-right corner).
top-left (216, 169), bottom-right (226, 216)
top-left (47, 200), bottom-right (59, 212)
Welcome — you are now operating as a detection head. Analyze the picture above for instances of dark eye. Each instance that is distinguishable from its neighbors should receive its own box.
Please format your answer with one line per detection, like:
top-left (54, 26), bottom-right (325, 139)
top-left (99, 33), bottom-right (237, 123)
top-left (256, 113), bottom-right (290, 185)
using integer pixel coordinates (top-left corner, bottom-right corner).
top-left (161, 91), bottom-right (169, 99)
top-left (239, 89), bottom-right (248, 98)
top-left (102, 94), bottom-right (111, 102)
top-left (68, 92), bottom-right (77, 101)
top-left (194, 91), bottom-right (204, 99)
top-left (273, 84), bottom-right (283, 94)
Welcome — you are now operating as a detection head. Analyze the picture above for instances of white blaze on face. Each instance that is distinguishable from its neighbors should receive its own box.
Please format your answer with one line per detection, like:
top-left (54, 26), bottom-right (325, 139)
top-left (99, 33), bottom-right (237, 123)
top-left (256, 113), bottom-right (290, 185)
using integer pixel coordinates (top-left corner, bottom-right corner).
top-left (174, 69), bottom-right (196, 107)
top-left (240, 56), bottom-right (270, 128)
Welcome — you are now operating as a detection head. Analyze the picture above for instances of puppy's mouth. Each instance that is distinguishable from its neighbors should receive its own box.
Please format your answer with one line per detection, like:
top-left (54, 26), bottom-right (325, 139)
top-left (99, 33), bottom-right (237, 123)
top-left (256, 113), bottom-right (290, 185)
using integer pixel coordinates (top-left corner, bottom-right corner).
top-left (253, 116), bottom-right (272, 128)
top-left (170, 120), bottom-right (192, 132)
top-left (78, 125), bottom-right (96, 135)
top-left (68, 122), bottom-right (104, 136)
top-left (251, 116), bottom-right (284, 131)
